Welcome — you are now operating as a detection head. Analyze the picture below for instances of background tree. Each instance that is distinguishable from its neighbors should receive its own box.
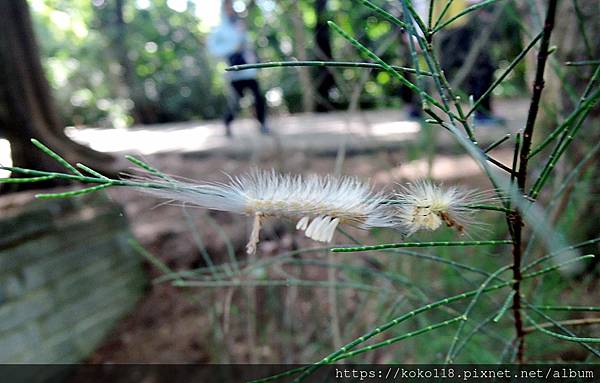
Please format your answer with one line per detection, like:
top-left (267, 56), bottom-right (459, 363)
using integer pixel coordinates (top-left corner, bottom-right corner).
top-left (290, 0), bottom-right (316, 113)
top-left (0, 0), bottom-right (112, 188)
top-left (109, 0), bottom-right (147, 124)
top-left (314, 0), bottom-right (337, 112)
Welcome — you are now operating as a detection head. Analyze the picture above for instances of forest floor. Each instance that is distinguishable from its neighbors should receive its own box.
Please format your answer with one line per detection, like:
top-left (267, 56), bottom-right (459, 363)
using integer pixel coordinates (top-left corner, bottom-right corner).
top-left (66, 100), bottom-right (526, 365)
top-left (66, 99), bottom-right (526, 158)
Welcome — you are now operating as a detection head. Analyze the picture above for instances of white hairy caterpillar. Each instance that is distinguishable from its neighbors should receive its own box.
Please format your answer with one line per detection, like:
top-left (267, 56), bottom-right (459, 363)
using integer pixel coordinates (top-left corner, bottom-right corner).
top-left (394, 180), bottom-right (491, 236)
top-left (130, 169), bottom-right (489, 254)
top-left (132, 169), bottom-right (399, 254)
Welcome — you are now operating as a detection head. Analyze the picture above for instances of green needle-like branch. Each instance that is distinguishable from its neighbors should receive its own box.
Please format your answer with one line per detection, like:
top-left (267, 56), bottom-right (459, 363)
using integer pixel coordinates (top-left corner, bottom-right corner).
top-left (446, 264), bottom-right (513, 363)
top-left (76, 163), bottom-right (109, 179)
top-left (530, 305), bottom-right (600, 312)
top-left (528, 85), bottom-right (600, 159)
top-left (327, 20), bottom-right (449, 114)
top-left (466, 30), bottom-right (544, 118)
top-left (493, 291), bottom-right (517, 322)
top-left (335, 315), bottom-right (466, 362)
top-left (432, 0), bottom-right (501, 33)
top-left (31, 138), bottom-right (83, 176)
top-left (483, 134), bottom-right (511, 153)
top-left (433, 0), bottom-right (456, 31)
top-left (35, 184), bottom-right (112, 199)
top-left (331, 240), bottom-right (513, 253)
top-left (565, 60), bottom-right (600, 66)
top-left (173, 279), bottom-right (381, 293)
top-left (226, 60), bottom-right (435, 76)
top-left (522, 237), bottom-right (600, 273)
top-left (0, 176), bottom-right (56, 183)
top-left (529, 86), bottom-right (600, 198)
top-left (525, 302), bottom-right (600, 358)
top-left (486, 155), bottom-right (514, 174)
top-left (358, 0), bottom-right (409, 30)
top-left (465, 204), bottom-right (513, 213)
top-left (291, 254), bottom-right (594, 382)
top-left (524, 312), bottom-right (600, 343)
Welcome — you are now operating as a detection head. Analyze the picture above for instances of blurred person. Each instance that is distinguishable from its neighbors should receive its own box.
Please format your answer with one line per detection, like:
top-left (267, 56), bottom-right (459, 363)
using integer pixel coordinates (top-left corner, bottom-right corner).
top-left (404, 0), bottom-right (504, 125)
top-left (436, 0), bottom-right (504, 125)
top-left (207, 0), bottom-right (269, 137)
top-left (397, 49), bottom-right (423, 120)
top-left (398, 0), bottom-right (427, 121)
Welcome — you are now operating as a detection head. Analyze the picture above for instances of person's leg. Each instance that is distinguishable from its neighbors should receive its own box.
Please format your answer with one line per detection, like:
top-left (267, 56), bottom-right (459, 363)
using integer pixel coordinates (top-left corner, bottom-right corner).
top-left (472, 80), bottom-right (504, 125)
top-left (399, 48), bottom-right (421, 119)
top-left (470, 52), bottom-right (504, 125)
top-left (224, 80), bottom-right (244, 136)
top-left (471, 59), bottom-right (494, 113)
top-left (246, 79), bottom-right (269, 133)
top-left (439, 28), bottom-right (468, 80)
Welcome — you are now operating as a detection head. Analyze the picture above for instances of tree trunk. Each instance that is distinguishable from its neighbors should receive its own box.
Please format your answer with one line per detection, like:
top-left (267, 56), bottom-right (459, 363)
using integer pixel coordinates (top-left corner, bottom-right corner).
top-left (290, 1), bottom-right (315, 113)
top-left (314, 0), bottom-right (336, 112)
top-left (0, 0), bottom-right (113, 190)
top-left (113, 0), bottom-right (141, 123)
top-left (110, 0), bottom-right (156, 124)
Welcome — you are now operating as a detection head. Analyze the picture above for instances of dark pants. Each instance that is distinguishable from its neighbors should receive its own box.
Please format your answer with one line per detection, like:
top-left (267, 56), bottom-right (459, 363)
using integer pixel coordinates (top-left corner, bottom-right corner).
top-left (224, 79), bottom-right (266, 126)
top-left (440, 25), bottom-right (495, 113)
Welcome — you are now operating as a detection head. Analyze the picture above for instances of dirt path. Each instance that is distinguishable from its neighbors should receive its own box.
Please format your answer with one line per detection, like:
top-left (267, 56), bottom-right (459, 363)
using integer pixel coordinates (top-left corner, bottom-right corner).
top-left (65, 99), bottom-right (526, 157)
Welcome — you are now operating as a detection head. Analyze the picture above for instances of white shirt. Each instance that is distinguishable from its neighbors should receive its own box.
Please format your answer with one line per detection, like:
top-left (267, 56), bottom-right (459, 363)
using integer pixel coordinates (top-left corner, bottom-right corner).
top-left (207, 16), bottom-right (257, 81)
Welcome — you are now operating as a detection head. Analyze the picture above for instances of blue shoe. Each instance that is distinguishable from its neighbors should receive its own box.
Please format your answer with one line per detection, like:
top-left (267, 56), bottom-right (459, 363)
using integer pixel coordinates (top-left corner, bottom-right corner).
top-left (407, 106), bottom-right (422, 121)
top-left (474, 112), bottom-right (505, 126)
top-left (260, 124), bottom-right (271, 135)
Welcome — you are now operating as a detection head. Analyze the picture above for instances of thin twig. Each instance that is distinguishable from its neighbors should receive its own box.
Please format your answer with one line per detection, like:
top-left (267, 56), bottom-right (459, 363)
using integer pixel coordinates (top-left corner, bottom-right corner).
top-left (565, 60), bottom-right (600, 66)
top-left (226, 60), bottom-right (435, 76)
top-left (510, 0), bottom-right (559, 363)
top-left (524, 317), bottom-right (600, 334)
